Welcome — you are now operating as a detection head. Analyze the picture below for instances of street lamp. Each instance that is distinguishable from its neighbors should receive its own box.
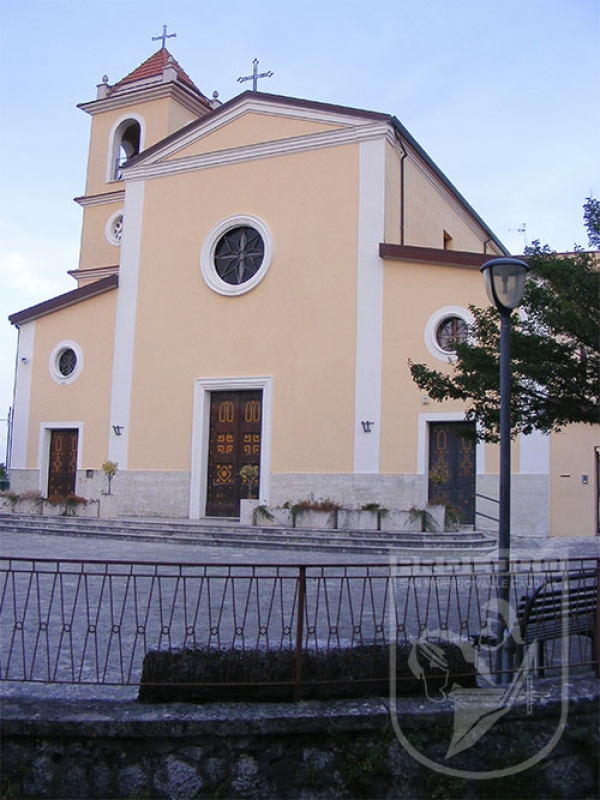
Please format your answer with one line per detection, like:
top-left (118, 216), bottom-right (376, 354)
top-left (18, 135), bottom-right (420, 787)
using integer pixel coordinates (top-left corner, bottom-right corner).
top-left (480, 257), bottom-right (529, 681)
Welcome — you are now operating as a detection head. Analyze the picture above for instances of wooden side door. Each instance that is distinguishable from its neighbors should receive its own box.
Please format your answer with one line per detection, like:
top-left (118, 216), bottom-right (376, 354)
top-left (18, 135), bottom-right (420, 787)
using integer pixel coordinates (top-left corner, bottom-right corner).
top-left (206, 391), bottom-right (262, 517)
top-left (428, 422), bottom-right (476, 525)
top-left (47, 429), bottom-right (79, 499)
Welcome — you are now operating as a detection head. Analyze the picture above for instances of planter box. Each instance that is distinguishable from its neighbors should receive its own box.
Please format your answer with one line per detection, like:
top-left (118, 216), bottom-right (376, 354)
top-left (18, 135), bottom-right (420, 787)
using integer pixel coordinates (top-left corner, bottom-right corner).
top-left (337, 509), bottom-right (380, 531)
top-left (293, 509), bottom-right (338, 529)
top-left (77, 500), bottom-right (100, 518)
top-left (99, 494), bottom-right (118, 518)
top-left (380, 510), bottom-right (415, 531)
top-left (16, 499), bottom-right (43, 515)
top-left (43, 501), bottom-right (64, 516)
top-left (251, 506), bottom-right (294, 527)
top-left (240, 499), bottom-right (260, 526)
top-left (427, 504), bottom-right (445, 531)
top-left (0, 498), bottom-right (16, 514)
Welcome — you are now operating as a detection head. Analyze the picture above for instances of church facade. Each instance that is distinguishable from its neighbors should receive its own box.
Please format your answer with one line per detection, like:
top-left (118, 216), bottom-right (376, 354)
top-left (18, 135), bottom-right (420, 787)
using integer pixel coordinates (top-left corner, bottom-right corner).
top-left (8, 49), bottom-right (598, 537)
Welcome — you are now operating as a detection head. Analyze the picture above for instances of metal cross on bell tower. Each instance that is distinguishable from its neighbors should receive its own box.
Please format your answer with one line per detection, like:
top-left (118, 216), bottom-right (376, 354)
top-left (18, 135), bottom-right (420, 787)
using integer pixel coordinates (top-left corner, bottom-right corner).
top-left (152, 24), bottom-right (177, 49)
top-left (237, 58), bottom-right (274, 91)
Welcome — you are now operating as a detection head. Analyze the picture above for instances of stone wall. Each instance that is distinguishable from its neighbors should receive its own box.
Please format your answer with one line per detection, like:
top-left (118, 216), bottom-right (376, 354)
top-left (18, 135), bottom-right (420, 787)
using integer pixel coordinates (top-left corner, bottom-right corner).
top-left (1, 678), bottom-right (598, 799)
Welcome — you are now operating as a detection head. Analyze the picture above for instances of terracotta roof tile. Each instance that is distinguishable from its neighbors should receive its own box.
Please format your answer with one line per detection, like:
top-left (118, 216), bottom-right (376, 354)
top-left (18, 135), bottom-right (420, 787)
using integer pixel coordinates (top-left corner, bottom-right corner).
top-left (110, 48), bottom-right (206, 99)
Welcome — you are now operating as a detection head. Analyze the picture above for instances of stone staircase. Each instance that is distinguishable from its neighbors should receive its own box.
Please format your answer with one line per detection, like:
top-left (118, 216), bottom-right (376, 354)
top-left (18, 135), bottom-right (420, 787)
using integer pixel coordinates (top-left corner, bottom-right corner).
top-left (0, 513), bottom-right (498, 556)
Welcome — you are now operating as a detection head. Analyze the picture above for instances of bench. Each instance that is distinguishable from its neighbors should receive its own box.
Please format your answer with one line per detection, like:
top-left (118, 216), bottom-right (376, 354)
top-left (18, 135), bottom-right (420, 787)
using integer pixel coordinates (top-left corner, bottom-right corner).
top-left (472, 567), bottom-right (598, 678)
top-left (515, 568), bottom-right (598, 676)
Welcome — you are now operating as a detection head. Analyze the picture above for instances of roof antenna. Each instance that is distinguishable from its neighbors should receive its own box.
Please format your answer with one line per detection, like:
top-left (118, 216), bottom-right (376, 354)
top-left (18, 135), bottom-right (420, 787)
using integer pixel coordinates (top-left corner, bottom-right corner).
top-left (152, 24), bottom-right (177, 49)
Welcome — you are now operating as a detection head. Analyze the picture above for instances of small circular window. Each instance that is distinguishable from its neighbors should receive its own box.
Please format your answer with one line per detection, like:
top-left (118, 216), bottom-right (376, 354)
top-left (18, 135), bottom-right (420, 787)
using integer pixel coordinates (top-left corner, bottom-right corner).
top-left (436, 316), bottom-right (468, 353)
top-left (425, 307), bottom-right (473, 361)
top-left (49, 341), bottom-right (83, 384)
top-left (106, 210), bottom-right (124, 246)
top-left (201, 215), bottom-right (273, 296)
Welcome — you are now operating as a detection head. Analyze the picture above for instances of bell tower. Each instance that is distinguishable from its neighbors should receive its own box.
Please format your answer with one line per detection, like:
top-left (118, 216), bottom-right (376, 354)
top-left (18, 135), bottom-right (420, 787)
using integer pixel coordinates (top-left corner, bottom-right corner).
top-left (72, 49), bottom-right (213, 284)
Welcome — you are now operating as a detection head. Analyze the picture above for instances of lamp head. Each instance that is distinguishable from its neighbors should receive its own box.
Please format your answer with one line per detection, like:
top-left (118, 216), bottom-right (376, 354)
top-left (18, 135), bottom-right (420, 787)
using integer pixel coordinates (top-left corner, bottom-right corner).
top-left (480, 258), bottom-right (529, 316)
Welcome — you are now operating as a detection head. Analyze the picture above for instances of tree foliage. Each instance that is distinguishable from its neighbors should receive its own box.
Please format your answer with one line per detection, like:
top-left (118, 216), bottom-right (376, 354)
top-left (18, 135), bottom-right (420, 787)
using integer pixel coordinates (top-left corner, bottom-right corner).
top-left (409, 200), bottom-right (599, 442)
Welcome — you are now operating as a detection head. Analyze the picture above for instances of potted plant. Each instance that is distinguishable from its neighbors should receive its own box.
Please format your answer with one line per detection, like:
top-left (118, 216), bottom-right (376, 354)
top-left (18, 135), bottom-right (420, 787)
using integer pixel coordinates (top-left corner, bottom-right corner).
top-left (102, 460), bottom-right (118, 495)
top-left (239, 464), bottom-right (259, 499)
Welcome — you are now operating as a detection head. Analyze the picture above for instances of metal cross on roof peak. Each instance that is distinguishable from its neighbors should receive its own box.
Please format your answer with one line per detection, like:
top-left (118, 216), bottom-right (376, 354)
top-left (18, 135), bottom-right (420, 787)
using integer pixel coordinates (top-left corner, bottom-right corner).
top-left (237, 58), bottom-right (274, 92)
top-left (152, 24), bottom-right (177, 49)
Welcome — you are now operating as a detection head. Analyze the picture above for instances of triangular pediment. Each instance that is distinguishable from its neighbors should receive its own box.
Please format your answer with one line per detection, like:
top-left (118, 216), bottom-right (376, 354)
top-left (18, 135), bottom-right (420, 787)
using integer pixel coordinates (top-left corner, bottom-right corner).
top-left (163, 110), bottom-right (346, 161)
top-left (122, 92), bottom-right (391, 176)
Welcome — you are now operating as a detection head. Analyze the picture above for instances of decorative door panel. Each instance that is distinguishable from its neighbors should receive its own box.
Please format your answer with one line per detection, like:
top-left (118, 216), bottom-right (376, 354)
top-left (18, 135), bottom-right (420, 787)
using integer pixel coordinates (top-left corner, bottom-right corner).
top-left (47, 429), bottom-right (78, 499)
top-left (206, 391), bottom-right (262, 517)
top-left (428, 422), bottom-right (476, 525)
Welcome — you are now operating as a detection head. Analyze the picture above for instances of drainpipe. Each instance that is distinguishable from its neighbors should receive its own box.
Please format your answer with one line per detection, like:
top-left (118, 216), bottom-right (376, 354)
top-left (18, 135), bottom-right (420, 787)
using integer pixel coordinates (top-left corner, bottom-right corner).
top-left (400, 145), bottom-right (407, 246)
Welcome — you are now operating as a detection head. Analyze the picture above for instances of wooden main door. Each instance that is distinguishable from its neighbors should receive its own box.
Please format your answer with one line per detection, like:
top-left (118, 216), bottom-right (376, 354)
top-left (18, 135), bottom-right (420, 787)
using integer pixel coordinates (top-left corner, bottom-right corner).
top-left (206, 391), bottom-right (262, 518)
top-left (428, 422), bottom-right (476, 525)
top-left (47, 429), bottom-right (78, 499)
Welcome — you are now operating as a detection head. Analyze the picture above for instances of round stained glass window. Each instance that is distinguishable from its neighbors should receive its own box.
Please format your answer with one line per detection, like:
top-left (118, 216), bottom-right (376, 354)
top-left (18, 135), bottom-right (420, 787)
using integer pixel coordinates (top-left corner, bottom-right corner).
top-left (214, 226), bottom-right (265, 286)
top-left (58, 348), bottom-right (77, 377)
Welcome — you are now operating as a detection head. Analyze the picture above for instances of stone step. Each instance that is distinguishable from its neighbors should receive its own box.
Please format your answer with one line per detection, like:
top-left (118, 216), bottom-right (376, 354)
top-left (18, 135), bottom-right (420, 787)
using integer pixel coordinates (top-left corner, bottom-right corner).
top-left (0, 513), bottom-right (497, 554)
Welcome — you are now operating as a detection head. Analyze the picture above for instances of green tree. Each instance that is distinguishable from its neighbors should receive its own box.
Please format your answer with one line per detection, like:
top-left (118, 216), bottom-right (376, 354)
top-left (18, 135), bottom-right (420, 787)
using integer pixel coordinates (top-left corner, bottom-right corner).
top-left (409, 200), bottom-right (599, 442)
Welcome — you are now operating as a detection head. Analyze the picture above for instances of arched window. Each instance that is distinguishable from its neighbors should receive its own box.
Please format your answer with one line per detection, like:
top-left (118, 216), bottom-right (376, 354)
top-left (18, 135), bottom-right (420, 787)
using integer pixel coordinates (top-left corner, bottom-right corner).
top-left (108, 115), bottom-right (144, 182)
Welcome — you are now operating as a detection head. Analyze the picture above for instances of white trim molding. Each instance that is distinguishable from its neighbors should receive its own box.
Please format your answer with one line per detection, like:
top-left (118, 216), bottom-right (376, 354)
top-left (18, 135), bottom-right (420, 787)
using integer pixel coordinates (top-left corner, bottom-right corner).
top-left (190, 376), bottom-right (274, 518)
top-left (125, 123), bottom-right (395, 182)
top-left (353, 137), bottom-right (386, 473)
top-left (10, 322), bottom-right (36, 469)
top-left (108, 178), bottom-right (145, 467)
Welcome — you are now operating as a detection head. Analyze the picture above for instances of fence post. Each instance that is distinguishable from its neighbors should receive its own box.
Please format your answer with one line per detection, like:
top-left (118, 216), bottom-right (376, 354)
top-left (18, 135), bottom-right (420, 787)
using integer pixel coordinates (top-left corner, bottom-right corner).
top-left (294, 566), bottom-right (307, 701)
top-left (594, 559), bottom-right (600, 678)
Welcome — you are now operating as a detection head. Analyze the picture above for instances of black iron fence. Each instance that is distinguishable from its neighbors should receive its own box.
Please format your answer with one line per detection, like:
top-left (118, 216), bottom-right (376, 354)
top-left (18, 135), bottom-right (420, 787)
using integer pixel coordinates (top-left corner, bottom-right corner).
top-left (0, 557), bottom-right (597, 697)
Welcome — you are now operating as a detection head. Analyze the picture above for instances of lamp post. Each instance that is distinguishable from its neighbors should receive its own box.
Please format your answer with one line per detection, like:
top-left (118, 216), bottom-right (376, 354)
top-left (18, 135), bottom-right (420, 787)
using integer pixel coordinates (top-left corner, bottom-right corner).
top-left (480, 257), bottom-right (529, 682)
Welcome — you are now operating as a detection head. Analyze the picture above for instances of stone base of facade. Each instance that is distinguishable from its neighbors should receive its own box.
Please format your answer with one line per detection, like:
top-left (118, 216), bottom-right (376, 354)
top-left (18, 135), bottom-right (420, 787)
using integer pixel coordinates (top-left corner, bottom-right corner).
top-left (6, 469), bottom-right (551, 535)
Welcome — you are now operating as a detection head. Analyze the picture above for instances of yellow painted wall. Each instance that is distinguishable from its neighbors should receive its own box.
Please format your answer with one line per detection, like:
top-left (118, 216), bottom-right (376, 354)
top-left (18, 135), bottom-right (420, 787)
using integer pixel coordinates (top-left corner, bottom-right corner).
top-left (25, 291), bottom-right (117, 469)
top-left (83, 96), bottom-right (198, 197)
top-left (380, 260), bottom-right (489, 473)
top-left (384, 142), bottom-right (401, 244)
top-left (550, 424), bottom-right (599, 537)
top-left (78, 201), bottom-right (123, 271)
top-left (166, 112), bottom-right (345, 160)
top-left (403, 158), bottom-right (487, 252)
top-left (126, 143), bottom-right (360, 473)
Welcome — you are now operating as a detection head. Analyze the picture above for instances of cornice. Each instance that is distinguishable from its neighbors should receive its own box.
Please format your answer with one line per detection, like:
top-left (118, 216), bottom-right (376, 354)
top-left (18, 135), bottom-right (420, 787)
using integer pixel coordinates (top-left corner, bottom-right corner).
top-left (67, 266), bottom-right (120, 284)
top-left (124, 122), bottom-right (394, 181)
top-left (78, 82), bottom-right (211, 118)
top-left (74, 189), bottom-right (125, 207)
top-left (378, 244), bottom-right (499, 268)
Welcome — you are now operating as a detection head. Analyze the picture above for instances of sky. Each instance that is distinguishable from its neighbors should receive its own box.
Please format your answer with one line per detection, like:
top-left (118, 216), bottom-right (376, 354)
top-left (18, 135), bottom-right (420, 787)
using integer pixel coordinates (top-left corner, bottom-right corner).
top-left (0, 0), bottom-right (598, 463)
